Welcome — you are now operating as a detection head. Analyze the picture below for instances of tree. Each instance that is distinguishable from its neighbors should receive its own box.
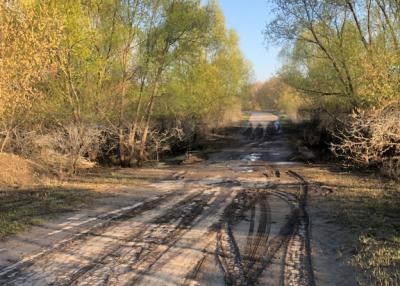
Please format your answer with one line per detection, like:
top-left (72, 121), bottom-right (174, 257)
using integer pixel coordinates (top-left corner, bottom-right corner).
top-left (265, 0), bottom-right (400, 177)
top-left (0, 1), bottom-right (61, 152)
top-left (1, 0), bottom-right (253, 171)
top-left (160, 3), bottom-right (252, 128)
top-left (265, 0), bottom-right (400, 114)
top-left (252, 76), bottom-right (303, 121)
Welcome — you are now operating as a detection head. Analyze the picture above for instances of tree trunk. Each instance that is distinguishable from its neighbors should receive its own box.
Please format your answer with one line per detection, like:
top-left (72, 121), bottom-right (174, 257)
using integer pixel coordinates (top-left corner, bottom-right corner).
top-left (0, 130), bottom-right (10, 153)
top-left (137, 82), bottom-right (158, 166)
top-left (118, 77), bottom-right (129, 167)
top-left (126, 76), bottom-right (146, 165)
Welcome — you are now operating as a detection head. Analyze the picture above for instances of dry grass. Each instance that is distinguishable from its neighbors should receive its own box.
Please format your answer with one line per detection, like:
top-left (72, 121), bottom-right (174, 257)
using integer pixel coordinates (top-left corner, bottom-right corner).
top-left (0, 186), bottom-right (102, 239)
top-left (0, 166), bottom-right (174, 240)
top-left (0, 153), bottom-right (44, 186)
top-left (298, 165), bottom-right (400, 285)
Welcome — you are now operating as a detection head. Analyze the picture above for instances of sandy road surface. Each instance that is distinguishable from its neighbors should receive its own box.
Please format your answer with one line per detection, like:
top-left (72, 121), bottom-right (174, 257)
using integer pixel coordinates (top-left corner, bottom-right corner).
top-left (0, 112), bottom-right (353, 285)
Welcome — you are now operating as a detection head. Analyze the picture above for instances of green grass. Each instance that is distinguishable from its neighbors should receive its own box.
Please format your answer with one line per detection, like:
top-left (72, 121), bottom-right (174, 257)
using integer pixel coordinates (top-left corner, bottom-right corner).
top-left (0, 187), bottom-right (102, 239)
top-left (306, 167), bottom-right (400, 285)
top-left (0, 168), bottom-right (169, 240)
top-left (333, 189), bottom-right (400, 285)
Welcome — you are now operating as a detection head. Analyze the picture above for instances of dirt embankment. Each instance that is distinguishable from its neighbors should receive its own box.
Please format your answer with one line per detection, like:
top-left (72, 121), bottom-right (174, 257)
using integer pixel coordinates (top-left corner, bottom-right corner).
top-left (0, 153), bottom-right (44, 187)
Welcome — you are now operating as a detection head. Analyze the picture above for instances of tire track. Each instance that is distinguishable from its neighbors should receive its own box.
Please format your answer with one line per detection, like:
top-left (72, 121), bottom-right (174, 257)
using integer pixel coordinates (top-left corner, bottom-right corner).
top-left (0, 172), bottom-right (315, 286)
top-left (242, 203), bottom-right (256, 264)
top-left (245, 189), bottom-right (297, 286)
top-left (183, 250), bottom-right (208, 285)
top-left (217, 190), bottom-right (253, 285)
top-left (243, 192), bottom-right (271, 283)
top-left (138, 189), bottom-right (238, 286)
top-left (69, 187), bottom-right (223, 286)
top-left (216, 190), bottom-right (273, 286)
top-left (0, 188), bottom-right (205, 286)
top-left (215, 172), bottom-right (314, 286)
top-left (284, 170), bottom-right (315, 286)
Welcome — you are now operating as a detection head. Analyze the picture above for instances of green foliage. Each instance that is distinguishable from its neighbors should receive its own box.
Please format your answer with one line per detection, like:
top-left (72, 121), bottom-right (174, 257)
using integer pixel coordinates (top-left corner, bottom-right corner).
top-left (252, 76), bottom-right (304, 121)
top-left (0, 1), bottom-right (61, 129)
top-left (1, 0), bottom-right (251, 164)
top-left (265, 0), bottom-right (400, 118)
top-left (159, 9), bottom-right (252, 124)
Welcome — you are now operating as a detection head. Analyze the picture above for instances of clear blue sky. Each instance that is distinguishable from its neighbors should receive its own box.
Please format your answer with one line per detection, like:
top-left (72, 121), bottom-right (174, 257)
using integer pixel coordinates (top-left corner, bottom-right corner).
top-left (214, 0), bottom-right (281, 82)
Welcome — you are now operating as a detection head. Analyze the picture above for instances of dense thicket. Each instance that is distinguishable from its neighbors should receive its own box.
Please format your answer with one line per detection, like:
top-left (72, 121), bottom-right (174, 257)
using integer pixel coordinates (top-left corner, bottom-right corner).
top-left (265, 0), bottom-right (400, 177)
top-left (0, 0), bottom-right (251, 172)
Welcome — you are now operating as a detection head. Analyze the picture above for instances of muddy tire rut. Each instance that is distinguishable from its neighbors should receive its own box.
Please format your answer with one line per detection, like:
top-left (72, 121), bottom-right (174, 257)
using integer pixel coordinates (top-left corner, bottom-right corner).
top-left (78, 188), bottom-right (224, 286)
top-left (214, 171), bottom-right (315, 286)
top-left (0, 187), bottom-right (217, 286)
top-left (0, 171), bottom-right (315, 285)
top-left (1, 171), bottom-right (315, 286)
top-left (1, 112), bottom-right (355, 285)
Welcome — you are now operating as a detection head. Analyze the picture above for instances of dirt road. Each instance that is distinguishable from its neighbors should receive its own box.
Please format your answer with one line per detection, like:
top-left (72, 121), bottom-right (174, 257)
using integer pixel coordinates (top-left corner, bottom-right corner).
top-left (0, 112), bottom-right (353, 285)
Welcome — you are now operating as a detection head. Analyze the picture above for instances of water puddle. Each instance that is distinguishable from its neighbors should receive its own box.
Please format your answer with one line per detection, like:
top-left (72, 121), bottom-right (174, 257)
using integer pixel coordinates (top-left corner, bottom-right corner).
top-left (230, 165), bottom-right (256, 173)
top-left (270, 161), bottom-right (298, 166)
top-left (240, 153), bottom-right (262, 162)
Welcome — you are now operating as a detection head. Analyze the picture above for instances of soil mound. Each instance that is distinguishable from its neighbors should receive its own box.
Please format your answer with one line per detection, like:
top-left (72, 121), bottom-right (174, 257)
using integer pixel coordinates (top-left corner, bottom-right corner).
top-left (0, 153), bottom-right (43, 187)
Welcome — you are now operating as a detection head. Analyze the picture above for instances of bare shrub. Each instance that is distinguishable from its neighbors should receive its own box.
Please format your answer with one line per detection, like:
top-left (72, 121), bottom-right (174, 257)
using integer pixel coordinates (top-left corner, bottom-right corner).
top-left (332, 102), bottom-right (400, 179)
top-left (0, 129), bottom-right (37, 157)
top-left (35, 125), bottom-right (105, 175)
top-left (148, 124), bottom-right (184, 162)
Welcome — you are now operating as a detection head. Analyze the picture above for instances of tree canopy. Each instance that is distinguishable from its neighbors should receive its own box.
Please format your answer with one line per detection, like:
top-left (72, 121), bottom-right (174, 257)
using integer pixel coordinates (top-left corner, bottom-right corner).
top-left (0, 0), bottom-right (252, 167)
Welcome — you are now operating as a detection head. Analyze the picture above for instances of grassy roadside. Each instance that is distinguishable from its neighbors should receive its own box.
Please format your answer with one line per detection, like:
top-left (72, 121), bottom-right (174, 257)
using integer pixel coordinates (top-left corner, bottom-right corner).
top-left (0, 167), bottom-right (174, 240)
top-left (0, 186), bottom-right (105, 240)
top-left (302, 165), bottom-right (400, 285)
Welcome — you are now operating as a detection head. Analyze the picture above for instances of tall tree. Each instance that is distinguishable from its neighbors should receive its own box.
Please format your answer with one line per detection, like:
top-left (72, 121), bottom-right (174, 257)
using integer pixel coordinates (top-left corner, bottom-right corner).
top-left (0, 1), bottom-right (61, 151)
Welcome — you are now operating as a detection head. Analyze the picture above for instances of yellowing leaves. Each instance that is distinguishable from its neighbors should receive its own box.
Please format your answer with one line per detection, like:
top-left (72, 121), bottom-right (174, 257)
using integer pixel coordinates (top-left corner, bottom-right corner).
top-left (0, 2), bottom-right (62, 128)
